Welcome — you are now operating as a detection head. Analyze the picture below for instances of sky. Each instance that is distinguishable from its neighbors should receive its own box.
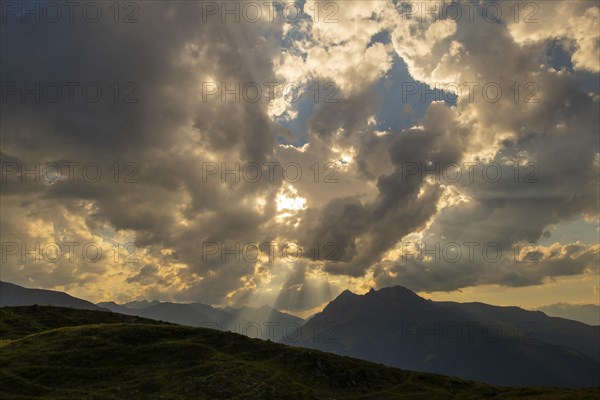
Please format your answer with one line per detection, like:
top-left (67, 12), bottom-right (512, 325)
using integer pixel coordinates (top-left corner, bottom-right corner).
top-left (1, 0), bottom-right (599, 318)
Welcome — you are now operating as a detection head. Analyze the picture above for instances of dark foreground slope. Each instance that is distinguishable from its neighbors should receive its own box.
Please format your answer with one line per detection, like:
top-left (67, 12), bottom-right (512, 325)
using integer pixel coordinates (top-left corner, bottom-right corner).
top-left (1, 307), bottom-right (599, 400)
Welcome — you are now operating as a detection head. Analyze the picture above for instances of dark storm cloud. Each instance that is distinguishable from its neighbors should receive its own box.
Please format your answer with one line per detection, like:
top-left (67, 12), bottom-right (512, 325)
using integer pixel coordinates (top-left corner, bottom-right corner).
top-left (373, 241), bottom-right (598, 293)
top-left (298, 102), bottom-right (466, 276)
top-left (0, 1), bottom-right (289, 301)
top-left (308, 85), bottom-right (381, 141)
top-left (126, 264), bottom-right (164, 285)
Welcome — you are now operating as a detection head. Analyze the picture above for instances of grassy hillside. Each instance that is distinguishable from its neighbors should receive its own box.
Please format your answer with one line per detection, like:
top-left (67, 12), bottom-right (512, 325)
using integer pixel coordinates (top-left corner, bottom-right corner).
top-left (0, 305), bottom-right (169, 340)
top-left (1, 307), bottom-right (599, 400)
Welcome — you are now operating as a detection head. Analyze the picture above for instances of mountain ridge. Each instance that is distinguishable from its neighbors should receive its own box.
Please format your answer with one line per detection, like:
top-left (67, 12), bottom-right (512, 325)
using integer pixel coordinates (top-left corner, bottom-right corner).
top-left (285, 285), bottom-right (600, 388)
top-left (0, 281), bottom-right (105, 312)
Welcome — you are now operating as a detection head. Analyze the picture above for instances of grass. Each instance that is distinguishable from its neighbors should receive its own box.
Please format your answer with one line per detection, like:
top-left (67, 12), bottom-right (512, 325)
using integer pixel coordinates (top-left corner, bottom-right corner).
top-left (0, 305), bottom-right (170, 340)
top-left (1, 306), bottom-right (599, 399)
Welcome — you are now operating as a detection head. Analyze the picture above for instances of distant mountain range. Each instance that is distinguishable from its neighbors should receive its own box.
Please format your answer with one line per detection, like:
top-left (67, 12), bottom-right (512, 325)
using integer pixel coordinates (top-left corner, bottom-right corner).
top-left (95, 301), bottom-right (303, 341)
top-left (2, 280), bottom-right (598, 388)
top-left (0, 281), bottom-right (302, 341)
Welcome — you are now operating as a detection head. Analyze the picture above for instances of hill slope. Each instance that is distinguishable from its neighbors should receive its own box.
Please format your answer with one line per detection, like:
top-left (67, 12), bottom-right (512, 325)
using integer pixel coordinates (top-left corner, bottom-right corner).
top-left (537, 303), bottom-right (600, 326)
top-left (0, 281), bottom-right (103, 311)
top-left (1, 307), bottom-right (599, 400)
top-left (0, 305), bottom-right (170, 340)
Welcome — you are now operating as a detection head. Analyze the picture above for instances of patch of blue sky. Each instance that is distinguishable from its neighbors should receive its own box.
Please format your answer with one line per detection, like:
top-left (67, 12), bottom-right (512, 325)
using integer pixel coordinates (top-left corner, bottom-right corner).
top-left (275, 24), bottom-right (458, 146)
top-left (545, 39), bottom-right (598, 94)
top-left (546, 40), bottom-right (575, 73)
top-left (273, 88), bottom-right (315, 146)
top-left (371, 55), bottom-right (457, 134)
top-left (274, 53), bottom-right (458, 146)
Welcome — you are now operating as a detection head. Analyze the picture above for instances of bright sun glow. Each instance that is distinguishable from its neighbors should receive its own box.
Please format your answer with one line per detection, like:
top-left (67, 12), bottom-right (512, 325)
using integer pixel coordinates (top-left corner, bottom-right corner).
top-left (276, 185), bottom-right (307, 212)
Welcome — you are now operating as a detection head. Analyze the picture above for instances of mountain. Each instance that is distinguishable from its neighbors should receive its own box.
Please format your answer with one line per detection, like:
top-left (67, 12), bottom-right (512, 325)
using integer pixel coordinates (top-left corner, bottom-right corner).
top-left (96, 301), bottom-right (140, 315)
top-left (99, 300), bottom-right (304, 341)
top-left (223, 305), bottom-right (305, 341)
top-left (283, 286), bottom-right (600, 388)
top-left (121, 299), bottom-right (162, 309)
top-left (438, 301), bottom-right (600, 362)
top-left (99, 300), bottom-right (231, 327)
top-left (537, 303), bottom-right (600, 326)
top-left (0, 281), bottom-right (104, 311)
top-left (129, 301), bottom-right (227, 327)
top-left (2, 306), bottom-right (598, 400)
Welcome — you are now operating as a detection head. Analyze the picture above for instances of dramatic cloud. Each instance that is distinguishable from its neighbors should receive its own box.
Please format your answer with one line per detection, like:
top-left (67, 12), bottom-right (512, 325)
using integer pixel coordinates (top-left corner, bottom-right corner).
top-left (1, 1), bottom-right (598, 310)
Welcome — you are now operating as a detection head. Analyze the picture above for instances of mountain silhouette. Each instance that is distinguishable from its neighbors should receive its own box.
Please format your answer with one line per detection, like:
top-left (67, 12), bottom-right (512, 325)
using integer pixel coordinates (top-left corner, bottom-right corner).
top-left (283, 286), bottom-right (600, 388)
top-left (99, 299), bottom-right (304, 341)
top-left (0, 281), bottom-right (104, 311)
